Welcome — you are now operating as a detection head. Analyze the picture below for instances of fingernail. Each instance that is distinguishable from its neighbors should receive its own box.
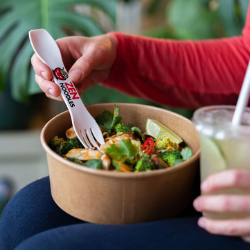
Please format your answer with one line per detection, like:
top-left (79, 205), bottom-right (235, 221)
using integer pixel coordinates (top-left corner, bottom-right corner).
top-left (48, 89), bottom-right (54, 97)
top-left (198, 218), bottom-right (206, 229)
top-left (41, 71), bottom-right (48, 79)
top-left (69, 69), bottom-right (83, 82)
top-left (193, 199), bottom-right (200, 211)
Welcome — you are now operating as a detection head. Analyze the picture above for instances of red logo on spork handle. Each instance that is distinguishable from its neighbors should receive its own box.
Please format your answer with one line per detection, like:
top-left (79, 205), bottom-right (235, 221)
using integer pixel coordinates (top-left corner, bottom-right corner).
top-left (53, 67), bottom-right (68, 80)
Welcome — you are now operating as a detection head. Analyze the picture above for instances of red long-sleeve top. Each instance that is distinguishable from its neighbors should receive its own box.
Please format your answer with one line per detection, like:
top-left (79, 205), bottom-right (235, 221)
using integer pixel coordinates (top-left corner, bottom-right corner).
top-left (102, 5), bottom-right (250, 110)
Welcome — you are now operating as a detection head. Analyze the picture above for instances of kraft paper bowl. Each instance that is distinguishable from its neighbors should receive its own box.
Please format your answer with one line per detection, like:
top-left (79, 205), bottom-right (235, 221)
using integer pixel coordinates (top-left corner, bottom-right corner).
top-left (41, 103), bottom-right (200, 225)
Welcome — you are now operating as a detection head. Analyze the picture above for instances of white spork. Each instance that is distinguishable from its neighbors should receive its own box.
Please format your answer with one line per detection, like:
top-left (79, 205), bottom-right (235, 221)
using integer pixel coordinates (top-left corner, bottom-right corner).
top-left (29, 29), bottom-right (105, 149)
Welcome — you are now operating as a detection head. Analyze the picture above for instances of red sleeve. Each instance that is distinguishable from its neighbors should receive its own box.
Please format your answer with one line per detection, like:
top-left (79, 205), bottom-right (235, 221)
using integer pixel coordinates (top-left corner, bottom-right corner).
top-left (102, 5), bottom-right (250, 109)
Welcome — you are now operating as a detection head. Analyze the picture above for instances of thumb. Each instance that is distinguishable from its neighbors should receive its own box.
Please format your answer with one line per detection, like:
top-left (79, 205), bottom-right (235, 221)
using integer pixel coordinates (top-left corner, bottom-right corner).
top-left (68, 55), bottom-right (95, 84)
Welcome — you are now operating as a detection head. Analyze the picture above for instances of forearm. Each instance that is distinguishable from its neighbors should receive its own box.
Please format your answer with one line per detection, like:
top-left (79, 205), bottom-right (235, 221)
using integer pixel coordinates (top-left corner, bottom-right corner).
top-left (103, 32), bottom-right (250, 109)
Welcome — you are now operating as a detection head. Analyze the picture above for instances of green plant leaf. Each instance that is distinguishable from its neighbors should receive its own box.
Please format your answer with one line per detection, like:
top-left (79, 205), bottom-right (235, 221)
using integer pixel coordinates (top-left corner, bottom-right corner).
top-left (167, 0), bottom-right (220, 39)
top-left (218, 0), bottom-right (244, 37)
top-left (238, 0), bottom-right (249, 22)
top-left (28, 70), bottom-right (41, 95)
top-left (95, 106), bottom-right (122, 134)
top-left (146, 0), bottom-right (162, 15)
top-left (0, 0), bottom-right (117, 103)
top-left (50, 0), bottom-right (117, 22)
top-left (51, 11), bottom-right (104, 37)
top-left (118, 139), bottom-right (136, 159)
top-left (181, 147), bottom-right (193, 161)
top-left (10, 40), bottom-right (34, 104)
top-left (83, 159), bottom-right (102, 169)
top-left (105, 138), bottom-right (137, 165)
top-left (143, 25), bottom-right (179, 39)
top-left (0, 22), bottom-right (34, 93)
top-left (105, 144), bottom-right (126, 163)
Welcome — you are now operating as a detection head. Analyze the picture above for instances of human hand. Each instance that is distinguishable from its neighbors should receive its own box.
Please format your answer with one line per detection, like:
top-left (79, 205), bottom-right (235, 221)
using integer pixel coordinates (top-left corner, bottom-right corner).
top-left (193, 169), bottom-right (250, 242)
top-left (31, 33), bottom-right (117, 101)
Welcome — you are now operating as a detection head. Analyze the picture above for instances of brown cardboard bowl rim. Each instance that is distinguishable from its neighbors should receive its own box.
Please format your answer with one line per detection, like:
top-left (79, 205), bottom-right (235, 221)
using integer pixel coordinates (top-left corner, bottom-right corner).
top-left (41, 103), bottom-right (200, 179)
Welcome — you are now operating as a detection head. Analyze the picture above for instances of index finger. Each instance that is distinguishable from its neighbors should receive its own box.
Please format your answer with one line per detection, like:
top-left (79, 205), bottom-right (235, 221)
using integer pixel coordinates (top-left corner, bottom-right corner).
top-left (31, 53), bottom-right (53, 80)
top-left (197, 216), bottom-right (250, 237)
top-left (201, 169), bottom-right (250, 193)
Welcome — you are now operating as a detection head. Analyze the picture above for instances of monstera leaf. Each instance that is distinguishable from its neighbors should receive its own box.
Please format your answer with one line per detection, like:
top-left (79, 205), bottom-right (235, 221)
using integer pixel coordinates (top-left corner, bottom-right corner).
top-left (0, 0), bottom-right (117, 103)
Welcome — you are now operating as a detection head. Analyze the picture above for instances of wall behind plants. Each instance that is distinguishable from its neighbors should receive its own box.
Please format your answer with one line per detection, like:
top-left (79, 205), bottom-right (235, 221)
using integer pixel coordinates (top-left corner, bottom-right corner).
top-left (82, 0), bottom-right (249, 119)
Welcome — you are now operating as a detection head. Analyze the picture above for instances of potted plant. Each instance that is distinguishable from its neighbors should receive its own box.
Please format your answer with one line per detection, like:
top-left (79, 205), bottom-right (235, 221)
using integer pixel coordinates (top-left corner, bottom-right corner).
top-left (0, 0), bottom-right (118, 129)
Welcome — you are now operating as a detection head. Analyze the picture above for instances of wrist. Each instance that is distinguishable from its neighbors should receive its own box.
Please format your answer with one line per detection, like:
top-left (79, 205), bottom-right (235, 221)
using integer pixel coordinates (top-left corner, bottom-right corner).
top-left (106, 33), bottom-right (117, 66)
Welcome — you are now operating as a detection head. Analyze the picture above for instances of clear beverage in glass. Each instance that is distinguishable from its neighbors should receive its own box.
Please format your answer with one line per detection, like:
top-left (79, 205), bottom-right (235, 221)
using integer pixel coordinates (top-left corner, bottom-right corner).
top-left (192, 105), bottom-right (250, 220)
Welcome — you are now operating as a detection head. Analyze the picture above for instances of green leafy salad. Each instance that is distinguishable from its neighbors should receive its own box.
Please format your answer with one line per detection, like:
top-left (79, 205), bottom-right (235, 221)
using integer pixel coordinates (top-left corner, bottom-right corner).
top-left (49, 105), bottom-right (193, 172)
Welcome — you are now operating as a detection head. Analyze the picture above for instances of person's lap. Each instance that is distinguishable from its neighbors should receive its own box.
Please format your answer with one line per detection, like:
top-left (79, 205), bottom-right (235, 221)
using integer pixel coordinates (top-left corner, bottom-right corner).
top-left (0, 176), bottom-right (250, 250)
top-left (0, 176), bottom-right (83, 250)
top-left (14, 216), bottom-right (250, 250)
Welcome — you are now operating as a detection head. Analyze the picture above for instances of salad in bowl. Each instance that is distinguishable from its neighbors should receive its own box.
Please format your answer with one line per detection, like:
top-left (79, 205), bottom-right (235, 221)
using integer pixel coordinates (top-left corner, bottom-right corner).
top-left (49, 105), bottom-right (193, 172)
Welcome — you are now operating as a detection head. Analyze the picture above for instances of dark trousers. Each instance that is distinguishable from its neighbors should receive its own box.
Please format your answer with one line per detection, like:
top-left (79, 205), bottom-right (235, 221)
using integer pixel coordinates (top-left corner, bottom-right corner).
top-left (0, 176), bottom-right (249, 250)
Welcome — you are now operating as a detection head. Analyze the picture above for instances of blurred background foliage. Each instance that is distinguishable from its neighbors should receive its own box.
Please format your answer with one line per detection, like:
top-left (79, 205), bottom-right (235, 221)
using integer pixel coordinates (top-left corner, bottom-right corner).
top-left (0, 0), bottom-right (117, 103)
top-left (0, 0), bottom-right (249, 130)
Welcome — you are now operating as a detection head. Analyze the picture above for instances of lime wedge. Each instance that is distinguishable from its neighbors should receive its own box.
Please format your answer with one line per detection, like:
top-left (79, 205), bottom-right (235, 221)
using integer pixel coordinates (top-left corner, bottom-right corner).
top-left (146, 119), bottom-right (183, 144)
top-left (200, 135), bottom-right (227, 178)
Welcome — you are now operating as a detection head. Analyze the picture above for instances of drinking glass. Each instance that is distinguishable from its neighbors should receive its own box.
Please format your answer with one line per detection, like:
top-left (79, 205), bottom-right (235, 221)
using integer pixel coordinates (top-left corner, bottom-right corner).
top-left (192, 105), bottom-right (250, 219)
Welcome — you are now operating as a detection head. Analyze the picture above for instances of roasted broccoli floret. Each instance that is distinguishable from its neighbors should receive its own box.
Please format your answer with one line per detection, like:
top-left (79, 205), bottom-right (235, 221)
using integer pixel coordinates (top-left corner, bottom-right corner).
top-left (61, 137), bottom-right (84, 154)
top-left (154, 138), bottom-right (179, 151)
top-left (161, 150), bottom-right (182, 167)
top-left (49, 136), bottom-right (84, 155)
top-left (49, 136), bottom-right (65, 155)
top-left (114, 123), bottom-right (133, 134)
top-left (135, 154), bottom-right (154, 172)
